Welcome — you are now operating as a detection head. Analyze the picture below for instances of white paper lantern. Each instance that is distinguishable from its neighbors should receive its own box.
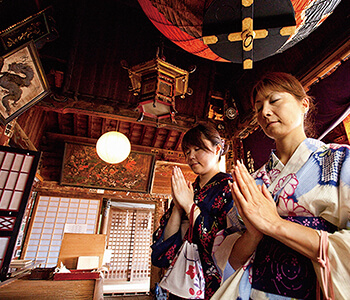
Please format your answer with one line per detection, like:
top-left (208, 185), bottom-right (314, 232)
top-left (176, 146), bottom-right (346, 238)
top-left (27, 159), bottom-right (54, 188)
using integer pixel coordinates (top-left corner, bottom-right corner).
top-left (96, 131), bottom-right (131, 164)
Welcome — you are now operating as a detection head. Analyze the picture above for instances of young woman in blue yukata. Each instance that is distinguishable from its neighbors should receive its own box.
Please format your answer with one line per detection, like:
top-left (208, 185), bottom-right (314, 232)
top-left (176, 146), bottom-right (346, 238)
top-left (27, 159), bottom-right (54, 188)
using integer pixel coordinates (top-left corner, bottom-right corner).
top-left (212, 72), bottom-right (350, 300)
top-left (151, 124), bottom-right (234, 299)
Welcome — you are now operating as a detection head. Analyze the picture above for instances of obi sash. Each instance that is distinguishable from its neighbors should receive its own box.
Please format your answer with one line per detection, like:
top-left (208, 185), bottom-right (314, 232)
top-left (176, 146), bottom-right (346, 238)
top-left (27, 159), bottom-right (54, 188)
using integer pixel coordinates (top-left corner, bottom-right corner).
top-left (252, 216), bottom-right (337, 299)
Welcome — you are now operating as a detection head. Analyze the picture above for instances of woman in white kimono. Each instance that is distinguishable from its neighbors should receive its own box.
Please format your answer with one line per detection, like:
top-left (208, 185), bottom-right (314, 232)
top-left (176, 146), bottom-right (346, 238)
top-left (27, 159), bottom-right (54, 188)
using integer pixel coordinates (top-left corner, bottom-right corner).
top-left (212, 72), bottom-right (350, 300)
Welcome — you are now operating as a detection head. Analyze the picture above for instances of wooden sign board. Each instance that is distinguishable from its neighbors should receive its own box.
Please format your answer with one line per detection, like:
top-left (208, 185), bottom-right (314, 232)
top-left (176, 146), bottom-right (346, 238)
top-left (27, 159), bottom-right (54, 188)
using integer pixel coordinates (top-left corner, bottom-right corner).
top-left (58, 233), bottom-right (106, 269)
top-left (151, 161), bottom-right (197, 195)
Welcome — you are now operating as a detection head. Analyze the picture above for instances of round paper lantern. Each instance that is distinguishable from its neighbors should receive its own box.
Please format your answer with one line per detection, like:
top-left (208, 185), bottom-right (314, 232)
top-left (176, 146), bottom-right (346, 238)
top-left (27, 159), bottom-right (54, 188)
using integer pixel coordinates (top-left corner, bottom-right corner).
top-left (96, 131), bottom-right (131, 164)
top-left (137, 0), bottom-right (341, 66)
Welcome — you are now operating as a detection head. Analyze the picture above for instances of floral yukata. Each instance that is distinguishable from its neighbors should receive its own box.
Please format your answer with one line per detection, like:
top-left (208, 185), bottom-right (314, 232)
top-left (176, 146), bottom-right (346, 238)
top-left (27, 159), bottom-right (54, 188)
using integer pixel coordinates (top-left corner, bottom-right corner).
top-left (152, 172), bottom-right (233, 299)
top-left (212, 138), bottom-right (350, 300)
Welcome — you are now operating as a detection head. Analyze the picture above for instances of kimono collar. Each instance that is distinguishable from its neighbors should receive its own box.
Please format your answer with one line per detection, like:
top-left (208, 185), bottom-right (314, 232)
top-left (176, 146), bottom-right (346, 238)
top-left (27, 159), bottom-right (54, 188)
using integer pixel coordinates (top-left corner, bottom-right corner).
top-left (267, 138), bottom-right (324, 192)
top-left (193, 172), bottom-right (225, 193)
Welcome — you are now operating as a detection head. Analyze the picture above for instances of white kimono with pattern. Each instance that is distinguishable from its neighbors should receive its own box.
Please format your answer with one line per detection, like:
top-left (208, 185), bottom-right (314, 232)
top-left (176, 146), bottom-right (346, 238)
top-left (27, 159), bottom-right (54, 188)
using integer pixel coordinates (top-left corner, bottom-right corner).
top-left (212, 138), bottom-right (350, 299)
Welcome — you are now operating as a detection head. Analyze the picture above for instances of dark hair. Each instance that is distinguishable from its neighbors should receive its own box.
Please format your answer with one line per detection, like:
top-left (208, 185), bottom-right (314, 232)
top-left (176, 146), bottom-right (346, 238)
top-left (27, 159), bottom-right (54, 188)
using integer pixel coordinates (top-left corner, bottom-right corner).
top-left (181, 124), bottom-right (229, 161)
top-left (251, 72), bottom-right (317, 137)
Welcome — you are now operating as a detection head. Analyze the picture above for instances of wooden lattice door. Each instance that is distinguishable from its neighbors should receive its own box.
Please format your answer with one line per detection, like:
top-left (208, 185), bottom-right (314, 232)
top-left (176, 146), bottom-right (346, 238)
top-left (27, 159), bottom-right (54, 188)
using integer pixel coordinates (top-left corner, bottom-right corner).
top-left (0, 146), bottom-right (40, 281)
top-left (131, 209), bottom-right (153, 281)
top-left (105, 207), bottom-right (153, 285)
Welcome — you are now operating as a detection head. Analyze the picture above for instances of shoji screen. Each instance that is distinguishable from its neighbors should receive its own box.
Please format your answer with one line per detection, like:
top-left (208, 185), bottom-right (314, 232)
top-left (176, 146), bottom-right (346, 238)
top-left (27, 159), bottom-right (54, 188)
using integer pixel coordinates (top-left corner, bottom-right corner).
top-left (23, 196), bottom-right (101, 267)
top-left (0, 146), bottom-right (40, 281)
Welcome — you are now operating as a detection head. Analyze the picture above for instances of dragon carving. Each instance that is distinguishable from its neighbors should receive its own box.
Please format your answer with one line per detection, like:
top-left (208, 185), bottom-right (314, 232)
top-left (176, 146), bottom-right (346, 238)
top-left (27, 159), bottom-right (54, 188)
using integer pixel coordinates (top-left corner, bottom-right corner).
top-left (0, 56), bottom-right (35, 115)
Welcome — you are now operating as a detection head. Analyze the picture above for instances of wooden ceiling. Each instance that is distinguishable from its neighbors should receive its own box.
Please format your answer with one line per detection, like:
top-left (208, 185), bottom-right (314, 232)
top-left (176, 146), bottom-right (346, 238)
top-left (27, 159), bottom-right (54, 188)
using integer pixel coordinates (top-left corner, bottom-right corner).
top-left (22, 96), bottom-right (191, 181)
top-left (5, 0), bottom-right (350, 185)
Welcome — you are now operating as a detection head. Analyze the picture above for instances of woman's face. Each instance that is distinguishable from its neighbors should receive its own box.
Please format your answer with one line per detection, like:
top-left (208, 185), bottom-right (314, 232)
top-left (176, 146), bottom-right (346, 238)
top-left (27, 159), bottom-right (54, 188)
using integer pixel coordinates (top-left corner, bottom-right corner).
top-left (254, 90), bottom-right (309, 140)
top-left (184, 139), bottom-right (220, 175)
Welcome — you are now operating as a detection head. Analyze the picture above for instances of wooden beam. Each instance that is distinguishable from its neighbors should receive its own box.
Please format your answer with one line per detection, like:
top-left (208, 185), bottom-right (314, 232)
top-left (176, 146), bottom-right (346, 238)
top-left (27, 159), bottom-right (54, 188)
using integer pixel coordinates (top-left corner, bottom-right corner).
top-left (101, 117), bottom-right (107, 135)
top-left (116, 120), bottom-right (120, 132)
top-left (139, 125), bottom-right (147, 145)
top-left (174, 132), bottom-right (184, 152)
top-left (163, 130), bottom-right (172, 150)
top-left (45, 132), bottom-right (184, 157)
top-left (129, 122), bottom-right (135, 140)
top-left (344, 113), bottom-right (350, 143)
top-left (151, 128), bottom-right (160, 147)
top-left (37, 96), bottom-right (199, 132)
top-left (87, 115), bottom-right (92, 138)
top-left (73, 114), bottom-right (78, 136)
top-left (34, 180), bottom-right (165, 202)
top-left (12, 122), bottom-right (37, 151)
top-left (299, 37), bottom-right (350, 90)
top-left (57, 113), bottom-right (63, 133)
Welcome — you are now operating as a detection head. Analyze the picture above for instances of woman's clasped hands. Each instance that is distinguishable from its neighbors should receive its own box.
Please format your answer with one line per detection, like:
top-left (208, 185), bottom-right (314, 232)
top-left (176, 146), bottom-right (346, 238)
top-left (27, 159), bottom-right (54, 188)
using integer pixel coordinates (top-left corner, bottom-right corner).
top-left (229, 160), bottom-right (283, 239)
top-left (171, 166), bottom-right (194, 215)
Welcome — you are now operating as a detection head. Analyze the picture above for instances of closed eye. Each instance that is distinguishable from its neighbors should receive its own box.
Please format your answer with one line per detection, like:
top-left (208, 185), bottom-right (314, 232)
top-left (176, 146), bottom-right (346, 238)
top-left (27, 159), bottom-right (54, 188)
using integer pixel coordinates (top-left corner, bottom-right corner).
top-left (270, 98), bottom-right (280, 104)
top-left (185, 147), bottom-right (200, 156)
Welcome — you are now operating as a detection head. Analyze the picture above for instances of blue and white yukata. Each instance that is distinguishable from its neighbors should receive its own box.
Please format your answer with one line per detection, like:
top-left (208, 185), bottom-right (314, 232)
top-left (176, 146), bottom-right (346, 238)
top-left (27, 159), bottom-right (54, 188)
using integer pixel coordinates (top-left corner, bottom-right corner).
top-left (212, 138), bottom-right (350, 300)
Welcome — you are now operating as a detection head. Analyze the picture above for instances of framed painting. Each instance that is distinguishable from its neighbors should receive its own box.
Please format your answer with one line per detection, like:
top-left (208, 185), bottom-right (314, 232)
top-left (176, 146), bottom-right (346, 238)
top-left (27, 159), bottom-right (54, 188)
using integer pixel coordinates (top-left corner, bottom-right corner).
top-left (61, 142), bottom-right (155, 193)
top-left (0, 40), bottom-right (50, 124)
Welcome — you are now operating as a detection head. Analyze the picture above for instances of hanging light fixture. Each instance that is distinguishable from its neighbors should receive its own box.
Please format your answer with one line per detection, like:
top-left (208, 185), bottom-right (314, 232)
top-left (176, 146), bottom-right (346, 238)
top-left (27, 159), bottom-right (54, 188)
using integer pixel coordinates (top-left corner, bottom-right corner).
top-left (96, 131), bottom-right (131, 164)
top-left (122, 50), bottom-right (193, 123)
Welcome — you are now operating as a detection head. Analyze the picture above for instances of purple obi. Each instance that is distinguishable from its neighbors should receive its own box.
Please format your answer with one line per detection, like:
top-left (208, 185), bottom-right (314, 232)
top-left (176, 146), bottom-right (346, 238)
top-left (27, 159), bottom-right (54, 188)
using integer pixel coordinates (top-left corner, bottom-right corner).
top-left (252, 216), bottom-right (336, 299)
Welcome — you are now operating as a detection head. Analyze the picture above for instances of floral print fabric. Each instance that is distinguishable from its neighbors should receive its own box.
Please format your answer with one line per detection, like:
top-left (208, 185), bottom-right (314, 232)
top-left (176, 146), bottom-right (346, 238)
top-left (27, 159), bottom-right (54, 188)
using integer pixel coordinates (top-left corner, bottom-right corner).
top-left (212, 138), bottom-right (350, 300)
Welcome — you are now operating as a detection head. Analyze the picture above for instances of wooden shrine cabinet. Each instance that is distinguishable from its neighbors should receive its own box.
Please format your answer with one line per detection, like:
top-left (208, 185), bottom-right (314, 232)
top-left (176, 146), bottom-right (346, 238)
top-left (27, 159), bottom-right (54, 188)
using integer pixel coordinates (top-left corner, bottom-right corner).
top-left (0, 276), bottom-right (103, 299)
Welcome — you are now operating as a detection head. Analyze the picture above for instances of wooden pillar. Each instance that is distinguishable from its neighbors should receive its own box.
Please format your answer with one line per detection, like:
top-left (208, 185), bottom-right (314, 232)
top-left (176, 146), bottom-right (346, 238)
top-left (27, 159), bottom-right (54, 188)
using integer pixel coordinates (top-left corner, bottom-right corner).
top-left (0, 120), bottom-right (16, 146)
top-left (100, 198), bottom-right (111, 235)
top-left (344, 113), bottom-right (350, 143)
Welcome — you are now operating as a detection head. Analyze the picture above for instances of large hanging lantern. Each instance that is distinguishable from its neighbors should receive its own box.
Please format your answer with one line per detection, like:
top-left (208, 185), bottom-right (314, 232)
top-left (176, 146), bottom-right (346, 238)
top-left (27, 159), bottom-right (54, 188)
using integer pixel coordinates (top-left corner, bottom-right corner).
top-left (137, 0), bottom-right (341, 68)
top-left (123, 54), bottom-right (192, 122)
top-left (96, 131), bottom-right (131, 164)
